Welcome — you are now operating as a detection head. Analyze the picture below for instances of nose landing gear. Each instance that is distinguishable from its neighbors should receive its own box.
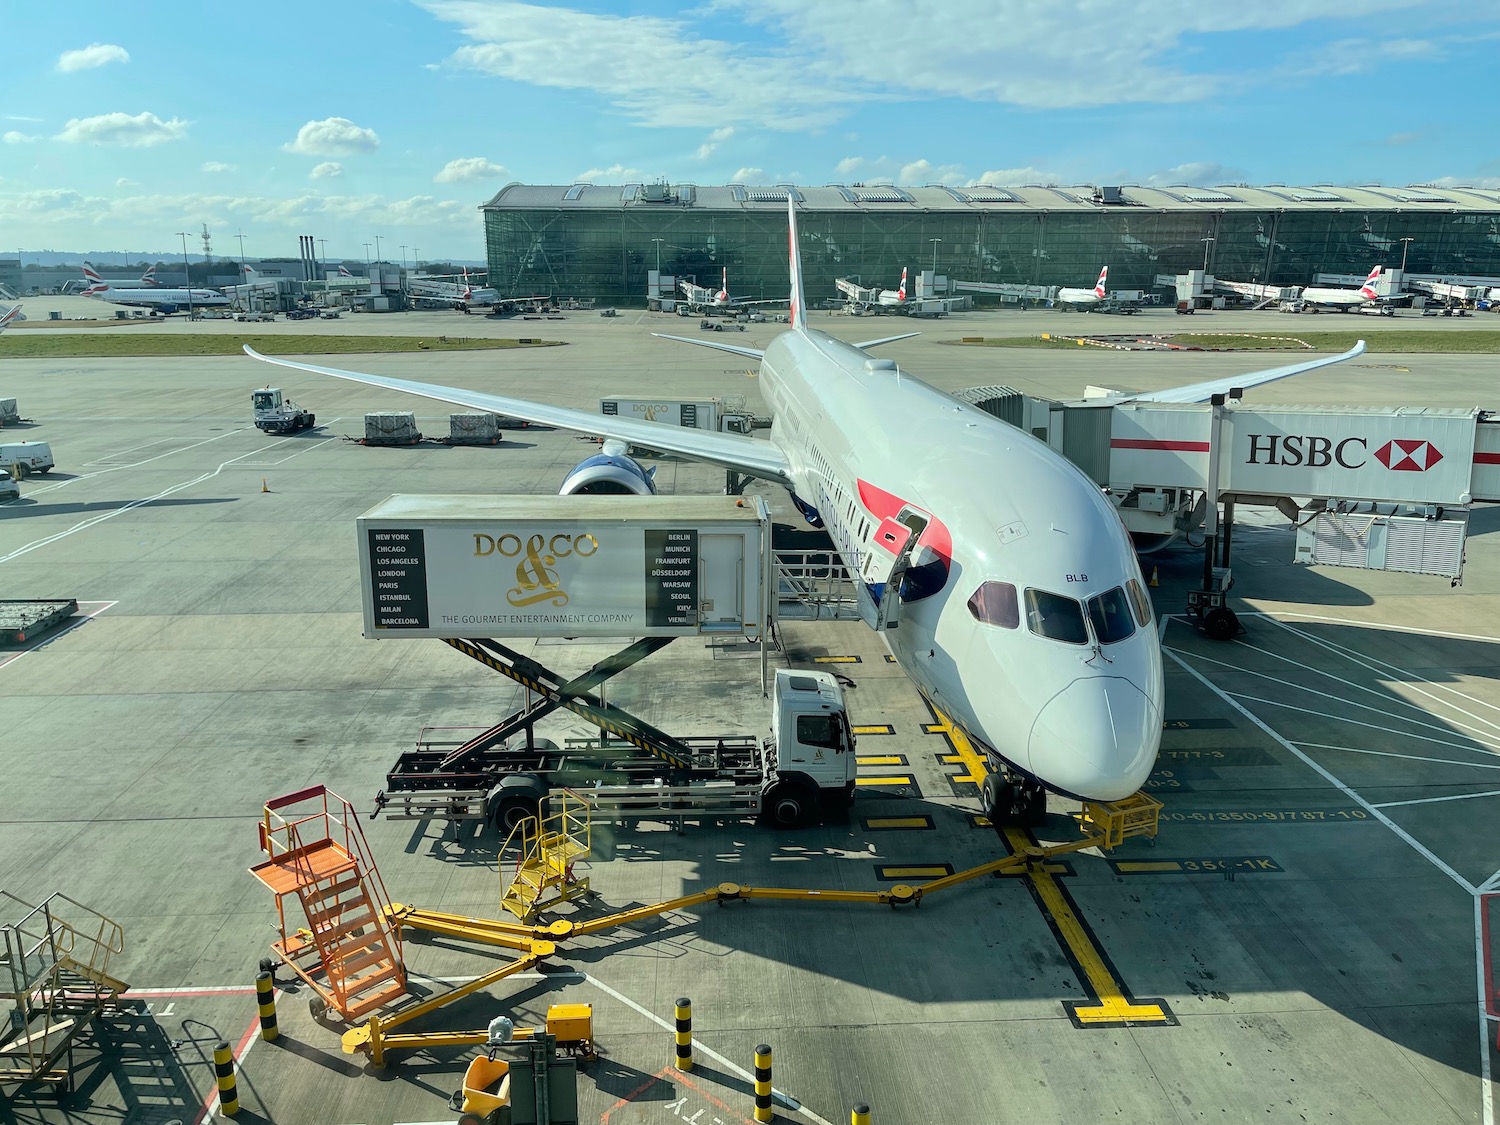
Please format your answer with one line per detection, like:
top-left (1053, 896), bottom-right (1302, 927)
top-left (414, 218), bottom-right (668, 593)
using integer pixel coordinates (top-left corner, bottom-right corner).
top-left (981, 771), bottom-right (1048, 828)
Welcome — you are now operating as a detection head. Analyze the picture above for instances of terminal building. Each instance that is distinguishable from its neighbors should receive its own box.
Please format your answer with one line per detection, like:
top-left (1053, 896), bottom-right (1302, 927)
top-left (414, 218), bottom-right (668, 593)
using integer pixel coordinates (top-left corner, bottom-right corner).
top-left (480, 182), bottom-right (1500, 304)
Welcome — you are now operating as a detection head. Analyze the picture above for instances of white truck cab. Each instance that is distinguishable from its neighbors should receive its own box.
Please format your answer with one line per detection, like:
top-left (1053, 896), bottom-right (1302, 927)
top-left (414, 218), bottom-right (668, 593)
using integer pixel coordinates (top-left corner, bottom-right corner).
top-left (763, 668), bottom-right (858, 824)
top-left (0, 441), bottom-right (54, 478)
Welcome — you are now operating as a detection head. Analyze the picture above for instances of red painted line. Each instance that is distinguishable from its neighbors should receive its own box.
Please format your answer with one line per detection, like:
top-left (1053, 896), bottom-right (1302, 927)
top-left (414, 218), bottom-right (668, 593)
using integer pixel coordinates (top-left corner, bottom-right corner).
top-left (192, 1000), bottom-right (269, 1125)
top-left (1474, 452), bottom-right (1500, 465)
top-left (1110, 439), bottom-right (1212, 452)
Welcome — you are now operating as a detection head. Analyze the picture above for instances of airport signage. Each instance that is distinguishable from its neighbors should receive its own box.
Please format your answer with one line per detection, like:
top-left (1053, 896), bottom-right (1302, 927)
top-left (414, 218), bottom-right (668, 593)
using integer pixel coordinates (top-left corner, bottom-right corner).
top-left (357, 495), bottom-right (768, 639)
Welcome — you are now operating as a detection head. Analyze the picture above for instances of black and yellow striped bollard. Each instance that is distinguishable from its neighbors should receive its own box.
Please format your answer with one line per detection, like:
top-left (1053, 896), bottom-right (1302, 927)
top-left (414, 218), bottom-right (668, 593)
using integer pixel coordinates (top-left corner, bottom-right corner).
top-left (213, 1040), bottom-right (239, 1116)
top-left (673, 997), bottom-right (692, 1071)
top-left (255, 970), bottom-right (279, 1042)
top-left (753, 1043), bottom-right (773, 1123)
top-left (852, 1104), bottom-right (871, 1125)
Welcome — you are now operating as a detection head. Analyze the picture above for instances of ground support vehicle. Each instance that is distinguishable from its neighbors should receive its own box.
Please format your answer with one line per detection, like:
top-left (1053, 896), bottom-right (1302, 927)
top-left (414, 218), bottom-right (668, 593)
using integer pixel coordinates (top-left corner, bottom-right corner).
top-left (251, 387), bottom-right (316, 434)
top-left (0, 441), bottom-right (53, 477)
top-left (0, 599), bottom-right (78, 644)
top-left (373, 636), bottom-right (857, 832)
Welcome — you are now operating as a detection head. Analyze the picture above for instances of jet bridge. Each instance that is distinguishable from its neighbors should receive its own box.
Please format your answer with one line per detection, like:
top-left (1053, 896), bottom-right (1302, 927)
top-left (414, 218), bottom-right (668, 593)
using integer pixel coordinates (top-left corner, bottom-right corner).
top-left (960, 388), bottom-right (1500, 585)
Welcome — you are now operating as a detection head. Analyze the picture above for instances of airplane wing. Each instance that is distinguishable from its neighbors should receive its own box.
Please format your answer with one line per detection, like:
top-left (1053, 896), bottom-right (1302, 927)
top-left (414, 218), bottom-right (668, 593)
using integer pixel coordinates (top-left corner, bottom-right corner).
top-left (0, 303), bottom-right (23, 331)
top-left (241, 345), bottom-right (793, 486)
top-left (853, 331), bottom-right (919, 350)
top-left (649, 332), bottom-right (766, 361)
top-left (1112, 340), bottom-right (1367, 405)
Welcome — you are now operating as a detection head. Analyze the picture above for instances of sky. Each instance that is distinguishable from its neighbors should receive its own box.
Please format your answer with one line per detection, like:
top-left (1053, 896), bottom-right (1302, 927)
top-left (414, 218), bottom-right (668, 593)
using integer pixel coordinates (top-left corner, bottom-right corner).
top-left (3, 0), bottom-right (1499, 262)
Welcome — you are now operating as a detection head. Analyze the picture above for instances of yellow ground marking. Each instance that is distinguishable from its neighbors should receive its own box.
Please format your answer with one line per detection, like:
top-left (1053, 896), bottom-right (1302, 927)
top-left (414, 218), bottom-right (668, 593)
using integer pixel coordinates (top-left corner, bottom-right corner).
top-left (856, 755), bottom-right (906, 767)
top-left (1113, 861), bottom-right (1183, 873)
top-left (1002, 825), bottom-right (1170, 1025)
top-left (863, 815), bottom-right (935, 831)
top-left (855, 775), bottom-right (914, 787)
top-left (814, 655), bottom-right (861, 664)
top-left (852, 724), bottom-right (896, 736)
top-left (883, 654), bottom-right (898, 663)
top-left (926, 711), bottom-right (990, 785)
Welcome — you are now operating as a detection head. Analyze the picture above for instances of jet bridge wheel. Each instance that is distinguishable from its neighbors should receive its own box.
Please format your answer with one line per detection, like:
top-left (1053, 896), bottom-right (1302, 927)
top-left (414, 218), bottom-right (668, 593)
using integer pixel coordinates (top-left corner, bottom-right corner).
top-left (1202, 607), bottom-right (1239, 641)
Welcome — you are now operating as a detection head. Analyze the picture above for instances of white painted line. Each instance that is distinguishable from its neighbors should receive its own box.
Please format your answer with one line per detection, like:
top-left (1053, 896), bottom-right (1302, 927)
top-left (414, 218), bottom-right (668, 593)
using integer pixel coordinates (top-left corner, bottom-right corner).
top-left (81, 436), bottom-right (186, 466)
top-left (1247, 610), bottom-right (1500, 647)
top-left (1371, 788), bottom-right (1500, 810)
top-left (582, 971), bottom-right (831, 1125)
top-left (1292, 742), bottom-right (1500, 773)
top-left (1478, 894), bottom-right (1496, 1125)
top-left (0, 600), bottom-right (115, 673)
top-left (1163, 649), bottom-right (1478, 895)
top-left (26, 428), bottom-right (247, 495)
top-left (1167, 644), bottom-right (1500, 753)
top-left (1263, 615), bottom-right (1500, 732)
top-left (1214, 689), bottom-right (1500, 757)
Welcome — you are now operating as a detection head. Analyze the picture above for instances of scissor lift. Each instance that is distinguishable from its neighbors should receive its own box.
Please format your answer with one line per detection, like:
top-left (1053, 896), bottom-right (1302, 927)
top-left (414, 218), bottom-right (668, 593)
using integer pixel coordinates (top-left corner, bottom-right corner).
top-left (0, 891), bottom-right (127, 1091)
top-left (250, 785), bottom-right (407, 1021)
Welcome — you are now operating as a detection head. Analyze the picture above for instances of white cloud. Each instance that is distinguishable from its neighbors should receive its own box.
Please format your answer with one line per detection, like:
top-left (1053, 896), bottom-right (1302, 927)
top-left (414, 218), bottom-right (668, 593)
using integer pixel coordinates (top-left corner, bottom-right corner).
top-left (56, 111), bottom-right (187, 147)
top-left (201, 161), bottom-right (238, 174)
top-left (731, 167), bottom-right (766, 183)
top-left (576, 164), bottom-right (643, 182)
top-left (115, 177), bottom-right (138, 188)
top-left (56, 43), bottom-right (129, 73)
top-left (1144, 162), bottom-right (1245, 186)
top-left (975, 166), bottom-right (1064, 186)
top-left (4, 131), bottom-right (39, 145)
top-left (5, 115), bottom-right (43, 123)
top-left (310, 162), bottom-right (344, 180)
top-left (695, 127), bottom-right (734, 160)
top-left (434, 157), bottom-right (508, 183)
top-left (832, 156), bottom-right (964, 184)
top-left (284, 117), bottom-right (380, 157)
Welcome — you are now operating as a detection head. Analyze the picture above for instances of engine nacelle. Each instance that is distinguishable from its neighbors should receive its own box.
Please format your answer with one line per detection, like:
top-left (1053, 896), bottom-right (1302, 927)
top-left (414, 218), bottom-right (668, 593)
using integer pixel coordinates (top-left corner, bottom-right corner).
top-left (559, 441), bottom-right (657, 496)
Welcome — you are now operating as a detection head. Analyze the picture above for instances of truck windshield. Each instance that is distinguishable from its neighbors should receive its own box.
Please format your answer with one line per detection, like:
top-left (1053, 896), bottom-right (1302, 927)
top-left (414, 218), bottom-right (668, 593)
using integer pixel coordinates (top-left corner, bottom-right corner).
top-left (1025, 589), bottom-right (1089, 645)
top-left (1086, 586), bottom-right (1136, 644)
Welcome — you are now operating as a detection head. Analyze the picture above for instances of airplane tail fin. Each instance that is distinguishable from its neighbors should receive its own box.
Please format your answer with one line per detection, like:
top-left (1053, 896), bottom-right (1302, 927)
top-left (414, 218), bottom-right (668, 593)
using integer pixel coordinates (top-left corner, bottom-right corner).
top-left (82, 262), bottom-right (103, 284)
top-left (898, 267), bottom-right (908, 301)
top-left (787, 196), bottom-right (809, 332)
top-left (1360, 265), bottom-right (1382, 298)
top-left (0, 303), bottom-right (23, 330)
top-left (1094, 266), bottom-right (1108, 298)
top-left (142, 264), bottom-right (159, 287)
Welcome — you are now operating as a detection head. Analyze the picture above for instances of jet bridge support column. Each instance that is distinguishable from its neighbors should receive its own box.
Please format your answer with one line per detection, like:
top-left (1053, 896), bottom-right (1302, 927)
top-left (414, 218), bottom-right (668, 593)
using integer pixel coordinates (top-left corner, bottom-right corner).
top-left (1187, 391), bottom-right (1241, 641)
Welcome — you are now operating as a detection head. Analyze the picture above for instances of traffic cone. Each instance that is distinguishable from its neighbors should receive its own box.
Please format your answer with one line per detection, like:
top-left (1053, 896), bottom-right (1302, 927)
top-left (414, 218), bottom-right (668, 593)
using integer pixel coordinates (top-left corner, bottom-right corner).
top-left (1149, 566), bottom-right (1159, 588)
top-left (261, 477), bottom-right (270, 493)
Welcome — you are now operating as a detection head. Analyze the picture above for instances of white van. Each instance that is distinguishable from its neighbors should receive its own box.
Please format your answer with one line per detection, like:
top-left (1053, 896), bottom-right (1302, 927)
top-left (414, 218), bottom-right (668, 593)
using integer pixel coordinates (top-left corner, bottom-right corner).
top-left (0, 441), bottom-right (55, 477)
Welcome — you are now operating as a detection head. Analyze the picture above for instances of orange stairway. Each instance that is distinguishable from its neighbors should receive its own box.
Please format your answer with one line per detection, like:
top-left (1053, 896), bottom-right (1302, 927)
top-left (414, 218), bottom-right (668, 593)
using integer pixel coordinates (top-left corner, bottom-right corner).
top-left (250, 786), bottom-right (406, 1021)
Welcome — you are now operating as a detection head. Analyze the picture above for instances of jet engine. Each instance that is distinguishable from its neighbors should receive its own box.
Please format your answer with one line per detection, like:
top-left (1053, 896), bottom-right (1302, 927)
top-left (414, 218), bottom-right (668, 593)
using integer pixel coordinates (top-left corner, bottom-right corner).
top-left (558, 439), bottom-right (657, 495)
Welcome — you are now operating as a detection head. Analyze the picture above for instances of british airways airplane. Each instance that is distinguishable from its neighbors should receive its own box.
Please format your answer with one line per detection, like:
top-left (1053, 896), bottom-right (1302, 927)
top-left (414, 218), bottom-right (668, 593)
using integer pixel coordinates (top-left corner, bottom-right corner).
top-left (244, 199), bottom-right (1364, 825)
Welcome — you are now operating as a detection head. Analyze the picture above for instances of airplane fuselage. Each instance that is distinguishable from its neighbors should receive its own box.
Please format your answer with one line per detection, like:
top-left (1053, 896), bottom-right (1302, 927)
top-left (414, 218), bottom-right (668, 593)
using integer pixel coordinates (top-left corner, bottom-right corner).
top-left (1056, 287), bottom-right (1103, 307)
top-left (1301, 287), bottom-right (1373, 308)
top-left (758, 328), bottom-right (1164, 800)
top-left (87, 286), bottom-right (229, 311)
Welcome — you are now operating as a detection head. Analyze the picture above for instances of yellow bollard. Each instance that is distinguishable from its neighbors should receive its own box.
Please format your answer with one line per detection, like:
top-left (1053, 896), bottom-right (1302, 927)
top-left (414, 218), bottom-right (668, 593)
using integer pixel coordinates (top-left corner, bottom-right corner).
top-left (213, 1040), bottom-right (239, 1116)
top-left (255, 971), bottom-right (278, 1042)
top-left (753, 1043), bottom-right (773, 1123)
top-left (673, 997), bottom-right (692, 1071)
top-left (852, 1105), bottom-right (871, 1125)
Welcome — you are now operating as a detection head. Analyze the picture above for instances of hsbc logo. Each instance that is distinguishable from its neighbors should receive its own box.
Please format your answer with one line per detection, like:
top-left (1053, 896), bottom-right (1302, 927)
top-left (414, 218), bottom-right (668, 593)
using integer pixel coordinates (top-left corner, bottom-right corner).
top-left (1374, 438), bottom-right (1443, 472)
top-left (1246, 434), bottom-right (1445, 472)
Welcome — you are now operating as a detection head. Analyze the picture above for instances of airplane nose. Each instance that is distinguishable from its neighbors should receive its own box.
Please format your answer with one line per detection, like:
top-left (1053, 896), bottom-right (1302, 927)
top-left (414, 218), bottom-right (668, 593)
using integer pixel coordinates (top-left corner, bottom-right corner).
top-left (1028, 676), bottom-right (1160, 801)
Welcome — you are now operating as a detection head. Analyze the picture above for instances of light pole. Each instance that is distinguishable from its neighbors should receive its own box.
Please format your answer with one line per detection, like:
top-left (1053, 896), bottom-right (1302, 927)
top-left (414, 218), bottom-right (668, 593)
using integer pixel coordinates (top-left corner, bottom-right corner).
top-left (1399, 237), bottom-right (1415, 273)
top-left (176, 231), bottom-right (194, 318)
top-left (929, 237), bottom-right (942, 276)
top-left (362, 242), bottom-right (372, 268)
top-left (412, 248), bottom-right (420, 274)
top-left (374, 235), bottom-right (382, 267)
top-left (651, 237), bottom-right (664, 272)
top-left (1200, 235), bottom-right (1215, 272)
top-left (316, 238), bottom-right (327, 267)
top-left (235, 231), bottom-right (248, 312)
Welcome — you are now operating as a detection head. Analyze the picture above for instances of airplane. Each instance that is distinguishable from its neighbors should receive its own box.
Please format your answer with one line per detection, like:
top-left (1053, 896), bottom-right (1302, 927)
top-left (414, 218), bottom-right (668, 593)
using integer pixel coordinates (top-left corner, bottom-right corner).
top-left (81, 262), bottom-right (160, 289)
top-left (1298, 266), bottom-right (1395, 312)
top-left (678, 267), bottom-right (784, 314)
top-left (82, 272), bottom-right (229, 315)
top-left (243, 198), bottom-right (1366, 825)
top-left (876, 267), bottom-right (909, 308)
top-left (0, 303), bottom-right (23, 332)
top-left (1055, 266), bottom-right (1109, 309)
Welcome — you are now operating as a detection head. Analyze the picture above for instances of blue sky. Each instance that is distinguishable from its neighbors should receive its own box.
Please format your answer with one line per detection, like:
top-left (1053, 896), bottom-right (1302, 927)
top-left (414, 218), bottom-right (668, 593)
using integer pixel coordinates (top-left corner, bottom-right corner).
top-left (3, 0), bottom-right (1498, 261)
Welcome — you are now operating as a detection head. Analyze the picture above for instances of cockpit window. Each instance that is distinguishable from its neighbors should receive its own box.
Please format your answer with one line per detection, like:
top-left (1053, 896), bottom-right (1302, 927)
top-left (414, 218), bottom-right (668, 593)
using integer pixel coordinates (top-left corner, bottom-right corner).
top-left (1087, 586), bottom-right (1136, 644)
top-left (967, 581), bottom-right (1019, 629)
top-left (1126, 578), bottom-right (1153, 627)
top-left (1025, 589), bottom-right (1088, 645)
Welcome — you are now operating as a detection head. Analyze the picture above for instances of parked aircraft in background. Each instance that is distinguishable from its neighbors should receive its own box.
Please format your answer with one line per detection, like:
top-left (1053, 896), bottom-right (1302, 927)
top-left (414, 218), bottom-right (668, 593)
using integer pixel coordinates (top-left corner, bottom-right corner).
top-left (0, 304), bottom-right (23, 332)
top-left (1055, 266), bottom-right (1109, 308)
top-left (82, 262), bottom-right (160, 289)
top-left (81, 275), bottom-right (229, 315)
top-left (876, 267), bottom-right (909, 307)
top-left (244, 199), bottom-right (1365, 826)
top-left (1300, 266), bottom-right (1391, 311)
top-left (678, 268), bottom-right (784, 314)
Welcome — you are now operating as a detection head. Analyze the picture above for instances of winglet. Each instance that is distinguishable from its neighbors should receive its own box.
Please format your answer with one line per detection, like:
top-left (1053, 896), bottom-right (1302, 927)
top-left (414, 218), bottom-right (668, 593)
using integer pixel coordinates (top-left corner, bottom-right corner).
top-left (787, 195), bottom-right (809, 333)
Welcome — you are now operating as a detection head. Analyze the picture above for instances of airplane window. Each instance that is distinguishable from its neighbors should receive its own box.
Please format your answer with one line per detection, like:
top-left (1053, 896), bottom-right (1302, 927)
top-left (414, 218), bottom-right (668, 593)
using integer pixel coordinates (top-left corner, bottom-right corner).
top-left (1126, 578), bottom-right (1153, 626)
top-left (1025, 589), bottom-right (1088, 645)
top-left (1087, 586), bottom-right (1136, 644)
top-left (967, 581), bottom-right (1019, 629)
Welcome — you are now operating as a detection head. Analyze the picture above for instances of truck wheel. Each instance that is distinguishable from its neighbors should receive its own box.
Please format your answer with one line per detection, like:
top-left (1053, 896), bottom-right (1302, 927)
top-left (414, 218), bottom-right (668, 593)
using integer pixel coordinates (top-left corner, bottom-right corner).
top-left (763, 780), bottom-right (814, 829)
top-left (14, 464), bottom-right (29, 479)
top-left (492, 795), bottom-right (535, 835)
